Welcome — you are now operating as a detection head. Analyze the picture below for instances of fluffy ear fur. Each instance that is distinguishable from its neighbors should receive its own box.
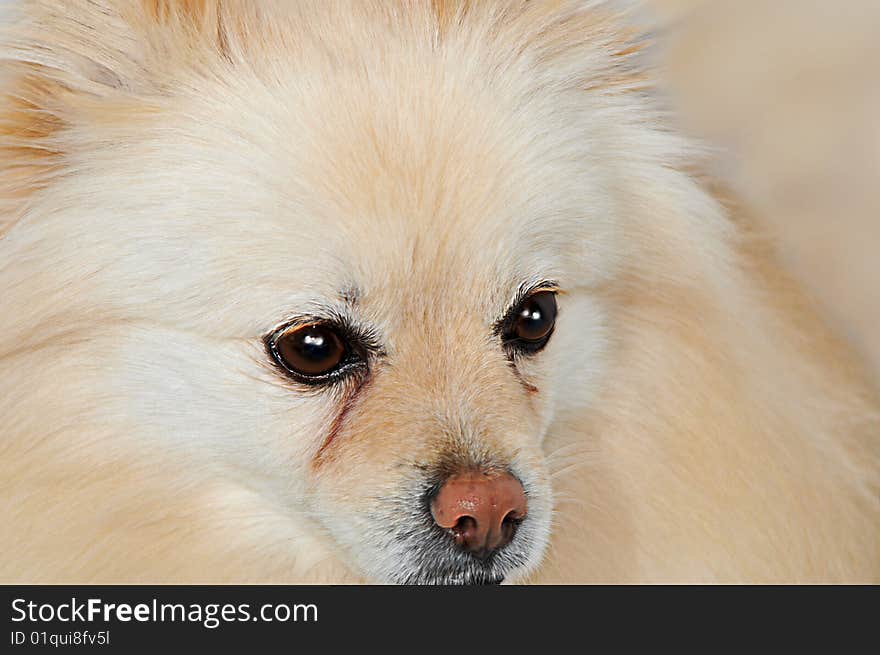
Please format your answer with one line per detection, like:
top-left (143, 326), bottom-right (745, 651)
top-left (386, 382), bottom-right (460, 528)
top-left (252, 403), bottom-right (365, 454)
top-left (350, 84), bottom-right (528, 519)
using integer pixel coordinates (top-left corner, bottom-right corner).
top-left (0, 0), bottom-right (264, 234)
top-left (0, 62), bottom-right (64, 235)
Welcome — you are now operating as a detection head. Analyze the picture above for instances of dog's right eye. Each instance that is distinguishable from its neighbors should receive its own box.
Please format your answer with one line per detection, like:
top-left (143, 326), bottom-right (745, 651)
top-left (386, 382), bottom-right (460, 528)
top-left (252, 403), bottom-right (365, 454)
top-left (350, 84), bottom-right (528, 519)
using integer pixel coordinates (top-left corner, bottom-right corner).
top-left (268, 322), bottom-right (351, 382)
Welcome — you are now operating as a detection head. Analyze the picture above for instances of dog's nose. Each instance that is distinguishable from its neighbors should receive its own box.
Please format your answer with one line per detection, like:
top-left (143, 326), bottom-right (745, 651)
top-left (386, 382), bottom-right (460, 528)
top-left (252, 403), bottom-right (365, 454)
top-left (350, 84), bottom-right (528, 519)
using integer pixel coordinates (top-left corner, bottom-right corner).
top-left (430, 471), bottom-right (528, 558)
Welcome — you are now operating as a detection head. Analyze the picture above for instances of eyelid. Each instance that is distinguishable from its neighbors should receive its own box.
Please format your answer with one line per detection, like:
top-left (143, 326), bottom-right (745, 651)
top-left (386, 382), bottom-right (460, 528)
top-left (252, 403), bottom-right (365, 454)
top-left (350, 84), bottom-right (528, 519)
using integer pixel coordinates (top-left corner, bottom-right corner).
top-left (512, 281), bottom-right (561, 310)
top-left (269, 320), bottom-right (322, 344)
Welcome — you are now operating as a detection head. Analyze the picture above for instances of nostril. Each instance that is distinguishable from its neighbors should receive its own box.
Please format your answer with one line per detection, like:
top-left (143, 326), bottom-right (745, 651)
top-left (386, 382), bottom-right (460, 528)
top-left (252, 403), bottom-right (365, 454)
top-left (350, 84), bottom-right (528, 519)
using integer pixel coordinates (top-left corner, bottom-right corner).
top-left (450, 515), bottom-right (478, 548)
top-left (499, 510), bottom-right (523, 545)
top-left (503, 508), bottom-right (524, 523)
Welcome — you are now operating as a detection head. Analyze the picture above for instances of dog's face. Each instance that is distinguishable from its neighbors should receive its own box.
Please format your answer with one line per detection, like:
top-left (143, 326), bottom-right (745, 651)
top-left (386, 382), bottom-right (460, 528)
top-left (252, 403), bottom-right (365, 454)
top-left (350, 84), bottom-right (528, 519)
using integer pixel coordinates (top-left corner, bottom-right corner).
top-left (95, 70), bottom-right (614, 584)
top-left (1, 1), bottom-right (650, 583)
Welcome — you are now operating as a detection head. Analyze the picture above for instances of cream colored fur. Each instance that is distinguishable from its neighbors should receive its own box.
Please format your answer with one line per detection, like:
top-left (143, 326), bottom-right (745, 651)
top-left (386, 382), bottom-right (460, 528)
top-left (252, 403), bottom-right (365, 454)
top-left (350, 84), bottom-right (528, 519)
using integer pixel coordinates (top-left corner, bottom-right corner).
top-left (1, 0), bottom-right (877, 583)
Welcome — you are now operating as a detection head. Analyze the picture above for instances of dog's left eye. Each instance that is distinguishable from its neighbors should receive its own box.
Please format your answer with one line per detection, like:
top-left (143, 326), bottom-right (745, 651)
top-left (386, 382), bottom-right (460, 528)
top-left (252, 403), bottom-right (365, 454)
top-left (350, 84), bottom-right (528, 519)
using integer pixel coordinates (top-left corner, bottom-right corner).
top-left (502, 290), bottom-right (558, 355)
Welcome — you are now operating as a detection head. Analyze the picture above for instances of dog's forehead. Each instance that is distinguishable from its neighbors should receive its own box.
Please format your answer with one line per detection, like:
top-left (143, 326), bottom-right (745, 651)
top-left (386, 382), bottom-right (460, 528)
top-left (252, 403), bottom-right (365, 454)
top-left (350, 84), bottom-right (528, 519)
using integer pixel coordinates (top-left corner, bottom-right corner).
top-left (44, 46), bottom-right (607, 335)
top-left (273, 189), bottom-right (545, 327)
top-left (243, 79), bottom-right (574, 319)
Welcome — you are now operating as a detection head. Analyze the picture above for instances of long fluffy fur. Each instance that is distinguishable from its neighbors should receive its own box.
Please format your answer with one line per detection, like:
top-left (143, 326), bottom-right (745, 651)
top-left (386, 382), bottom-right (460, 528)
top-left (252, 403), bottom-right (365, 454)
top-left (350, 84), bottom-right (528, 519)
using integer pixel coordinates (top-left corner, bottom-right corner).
top-left (1, 0), bottom-right (877, 583)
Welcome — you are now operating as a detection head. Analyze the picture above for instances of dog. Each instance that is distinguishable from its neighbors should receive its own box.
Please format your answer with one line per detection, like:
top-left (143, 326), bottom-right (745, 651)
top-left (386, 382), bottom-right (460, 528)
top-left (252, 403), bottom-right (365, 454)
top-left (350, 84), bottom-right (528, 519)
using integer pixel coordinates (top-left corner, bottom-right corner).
top-left (1, 0), bottom-right (877, 583)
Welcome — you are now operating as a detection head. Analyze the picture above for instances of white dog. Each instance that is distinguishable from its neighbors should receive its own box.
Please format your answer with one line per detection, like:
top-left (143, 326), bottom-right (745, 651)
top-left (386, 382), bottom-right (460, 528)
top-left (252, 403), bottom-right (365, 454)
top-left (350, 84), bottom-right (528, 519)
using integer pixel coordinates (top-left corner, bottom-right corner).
top-left (1, 0), bottom-right (877, 583)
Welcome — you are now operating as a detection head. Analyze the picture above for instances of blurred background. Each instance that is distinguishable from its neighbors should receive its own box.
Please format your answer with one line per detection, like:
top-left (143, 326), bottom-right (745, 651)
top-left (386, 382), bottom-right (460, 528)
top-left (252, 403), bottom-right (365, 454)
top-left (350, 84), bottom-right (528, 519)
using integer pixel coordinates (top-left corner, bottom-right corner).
top-left (646, 0), bottom-right (880, 381)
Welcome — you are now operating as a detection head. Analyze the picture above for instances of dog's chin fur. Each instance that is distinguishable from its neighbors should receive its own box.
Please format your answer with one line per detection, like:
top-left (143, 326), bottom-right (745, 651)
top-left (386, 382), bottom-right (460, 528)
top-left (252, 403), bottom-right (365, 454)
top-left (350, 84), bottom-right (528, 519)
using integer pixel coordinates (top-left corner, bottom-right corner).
top-left (1, 0), bottom-right (878, 584)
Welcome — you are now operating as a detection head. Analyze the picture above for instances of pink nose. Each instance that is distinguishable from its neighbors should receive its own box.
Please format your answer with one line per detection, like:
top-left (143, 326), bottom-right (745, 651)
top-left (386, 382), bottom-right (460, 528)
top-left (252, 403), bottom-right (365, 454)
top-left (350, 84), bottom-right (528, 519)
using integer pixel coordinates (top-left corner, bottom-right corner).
top-left (430, 471), bottom-right (528, 558)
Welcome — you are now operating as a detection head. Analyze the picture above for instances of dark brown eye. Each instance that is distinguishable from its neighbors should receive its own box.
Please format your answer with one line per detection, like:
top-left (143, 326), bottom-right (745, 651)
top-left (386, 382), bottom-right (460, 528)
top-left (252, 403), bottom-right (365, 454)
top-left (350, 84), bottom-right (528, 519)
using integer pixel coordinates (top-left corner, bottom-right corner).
top-left (505, 290), bottom-right (557, 353)
top-left (270, 323), bottom-right (348, 380)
